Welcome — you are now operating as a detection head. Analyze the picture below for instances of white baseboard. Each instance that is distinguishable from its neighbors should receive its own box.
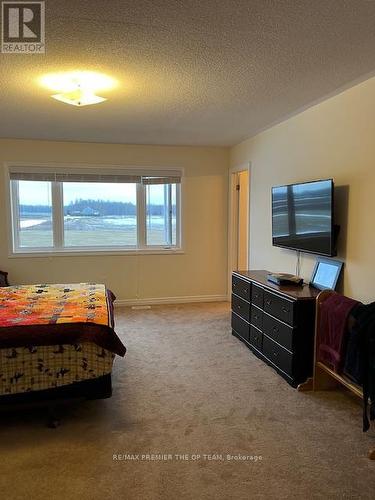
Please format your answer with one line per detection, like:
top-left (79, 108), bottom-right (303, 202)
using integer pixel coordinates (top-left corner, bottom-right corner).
top-left (115, 294), bottom-right (229, 307)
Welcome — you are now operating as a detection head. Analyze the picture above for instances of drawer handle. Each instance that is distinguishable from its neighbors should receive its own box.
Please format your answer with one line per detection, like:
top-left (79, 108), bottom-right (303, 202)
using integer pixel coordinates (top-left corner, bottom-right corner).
top-left (265, 299), bottom-right (272, 306)
top-left (237, 304), bottom-right (242, 310)
top-left (243, 289), bottom-right (248, 294)
top-left (282, 306), bottom-right (289, 314)
top-left (272, 350), bottom-right (278, 358)
top-left (272, 326), bottom-right (279, 333)
top-left (254, 314), bottom-right (259, 320)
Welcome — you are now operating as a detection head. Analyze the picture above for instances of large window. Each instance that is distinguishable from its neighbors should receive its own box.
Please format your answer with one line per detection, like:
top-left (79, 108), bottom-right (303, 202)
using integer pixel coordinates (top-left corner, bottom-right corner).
top-left (9, 167), bottom-right (181, 254)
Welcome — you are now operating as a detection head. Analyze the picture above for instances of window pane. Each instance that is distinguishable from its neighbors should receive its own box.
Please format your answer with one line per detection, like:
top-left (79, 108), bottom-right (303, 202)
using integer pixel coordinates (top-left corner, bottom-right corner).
top-left (146, 184), bottom-right (177, 246)
top-left (17, 181), bottom-right (53, 248)
top-left (63, 182), bottom-right (137, 247)
top-left (172, 186), bottom-right (177, 246)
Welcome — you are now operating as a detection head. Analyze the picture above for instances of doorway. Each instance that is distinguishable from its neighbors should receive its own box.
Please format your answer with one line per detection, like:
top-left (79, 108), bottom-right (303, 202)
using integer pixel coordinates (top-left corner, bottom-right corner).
top-left (228, 165), bottom-right (250, 296)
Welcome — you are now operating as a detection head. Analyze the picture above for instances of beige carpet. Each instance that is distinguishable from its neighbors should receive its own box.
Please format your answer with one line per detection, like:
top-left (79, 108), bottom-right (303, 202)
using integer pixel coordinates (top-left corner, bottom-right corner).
top-left (1, 302), bottom-right (374, 499)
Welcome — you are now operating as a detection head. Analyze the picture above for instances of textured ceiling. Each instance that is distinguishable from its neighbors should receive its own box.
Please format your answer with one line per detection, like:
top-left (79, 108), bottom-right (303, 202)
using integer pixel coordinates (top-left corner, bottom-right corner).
top-left (1, 0), bottom-right (375, 146)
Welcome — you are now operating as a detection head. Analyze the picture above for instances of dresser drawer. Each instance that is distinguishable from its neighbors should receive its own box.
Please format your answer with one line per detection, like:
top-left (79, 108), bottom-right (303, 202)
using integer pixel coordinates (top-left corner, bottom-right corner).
top-left (252, 284), bottom-right (264, 308)
top-left (232, 275), bottom-right (251, 302)
top-left (263, 291), bottom-right (294, 325)
top-left (231, 294), bottom-right (250, 322)
top-left (232, 313), bottom-right (250, 342)
top-left (263, 314), bottom-right (293, 352)
top-left (249, 325), bottom-right (263, 351)
top-left (263, 336), bottom-right (293, 376)
top-left (250, 305), bottom-right (263, 330)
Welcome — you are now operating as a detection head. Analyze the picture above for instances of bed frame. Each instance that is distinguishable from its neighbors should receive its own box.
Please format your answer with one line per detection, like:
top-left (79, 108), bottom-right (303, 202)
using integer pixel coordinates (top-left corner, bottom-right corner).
top-left (0, 271), bottom-right (115, 427)
top-left (0, 374), bottom-right (113, 427)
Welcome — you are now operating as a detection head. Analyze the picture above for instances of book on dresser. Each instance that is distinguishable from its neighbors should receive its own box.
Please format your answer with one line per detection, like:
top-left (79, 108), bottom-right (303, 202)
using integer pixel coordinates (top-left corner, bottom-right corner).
top-left (231, 270), bottom-right (320, 387)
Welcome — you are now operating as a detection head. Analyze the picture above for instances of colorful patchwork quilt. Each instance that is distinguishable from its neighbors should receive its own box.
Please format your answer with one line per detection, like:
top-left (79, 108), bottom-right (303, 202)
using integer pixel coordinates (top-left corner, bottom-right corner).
top-left (0, 283), bottom-right (126, 356)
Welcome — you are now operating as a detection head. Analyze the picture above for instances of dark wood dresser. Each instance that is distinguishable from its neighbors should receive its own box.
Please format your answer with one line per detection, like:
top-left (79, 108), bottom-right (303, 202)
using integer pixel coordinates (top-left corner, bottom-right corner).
top-left (231, 270), bottom-right (320, 387)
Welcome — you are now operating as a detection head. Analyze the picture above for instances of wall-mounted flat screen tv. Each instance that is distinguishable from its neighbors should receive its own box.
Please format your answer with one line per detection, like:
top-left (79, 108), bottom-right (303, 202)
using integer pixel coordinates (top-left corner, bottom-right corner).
top-left (272, 179), bottom-right (335, 256)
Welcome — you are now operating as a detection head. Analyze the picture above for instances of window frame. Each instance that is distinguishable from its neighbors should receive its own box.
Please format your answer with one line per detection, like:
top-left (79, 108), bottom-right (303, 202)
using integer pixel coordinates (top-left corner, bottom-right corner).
top-left (6, 163), bottom-right (183, 257)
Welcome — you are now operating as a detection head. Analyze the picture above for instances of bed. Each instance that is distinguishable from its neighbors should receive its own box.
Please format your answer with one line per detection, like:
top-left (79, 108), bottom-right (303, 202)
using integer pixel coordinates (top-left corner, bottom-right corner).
top-left (0, 281), bottom-right (126, 419)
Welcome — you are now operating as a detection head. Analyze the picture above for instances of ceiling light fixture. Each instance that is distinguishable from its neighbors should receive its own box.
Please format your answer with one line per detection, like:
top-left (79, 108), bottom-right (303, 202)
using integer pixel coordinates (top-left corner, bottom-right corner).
top-left (51, 87), bottom-right (107, 107)
top-left (39, 71), bottom-right (117, 107)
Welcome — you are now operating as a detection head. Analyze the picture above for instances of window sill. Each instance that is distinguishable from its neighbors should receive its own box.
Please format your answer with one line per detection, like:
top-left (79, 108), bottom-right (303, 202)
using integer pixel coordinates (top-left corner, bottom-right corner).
top-left (8, 248), bottom-right (185, 258)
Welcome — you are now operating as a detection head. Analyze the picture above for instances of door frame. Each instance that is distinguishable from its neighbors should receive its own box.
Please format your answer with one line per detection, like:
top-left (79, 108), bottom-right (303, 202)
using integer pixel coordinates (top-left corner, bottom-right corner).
top-left (227, 161), bottom-right (251, 300)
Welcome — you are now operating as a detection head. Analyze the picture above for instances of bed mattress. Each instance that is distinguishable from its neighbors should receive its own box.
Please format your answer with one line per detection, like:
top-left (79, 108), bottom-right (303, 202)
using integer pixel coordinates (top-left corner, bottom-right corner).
top-left (0, 342), bottom-right (115, 396)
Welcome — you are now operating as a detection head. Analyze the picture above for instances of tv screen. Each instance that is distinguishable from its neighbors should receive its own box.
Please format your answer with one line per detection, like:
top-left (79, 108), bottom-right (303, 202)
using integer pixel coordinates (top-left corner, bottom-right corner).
top-left (272, 179), bottom-right (335, 256)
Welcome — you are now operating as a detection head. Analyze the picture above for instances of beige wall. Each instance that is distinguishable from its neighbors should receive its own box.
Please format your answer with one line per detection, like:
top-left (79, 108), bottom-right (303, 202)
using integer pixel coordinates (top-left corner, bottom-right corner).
top-left (230, 77), bottom-right (375, 303)
top-left (0, 139), bottom-right (229, 302)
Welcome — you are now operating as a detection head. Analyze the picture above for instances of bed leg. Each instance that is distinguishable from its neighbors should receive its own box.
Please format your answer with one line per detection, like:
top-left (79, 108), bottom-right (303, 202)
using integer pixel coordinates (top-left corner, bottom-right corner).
top-left (46, 405), bottom-right (61, 428)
